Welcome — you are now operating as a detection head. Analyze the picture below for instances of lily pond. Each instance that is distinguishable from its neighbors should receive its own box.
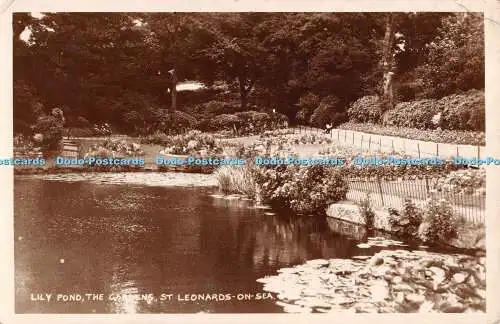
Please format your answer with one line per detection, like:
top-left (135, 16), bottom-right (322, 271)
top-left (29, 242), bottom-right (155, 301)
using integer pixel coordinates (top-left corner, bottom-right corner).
top-left (14, 172), bottom-right (484, 313)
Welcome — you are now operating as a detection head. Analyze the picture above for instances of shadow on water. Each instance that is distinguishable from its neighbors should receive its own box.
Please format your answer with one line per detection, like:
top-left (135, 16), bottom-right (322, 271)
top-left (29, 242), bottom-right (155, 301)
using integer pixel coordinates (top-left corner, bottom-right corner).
top-left (14, 176), bottom-right (412, 314)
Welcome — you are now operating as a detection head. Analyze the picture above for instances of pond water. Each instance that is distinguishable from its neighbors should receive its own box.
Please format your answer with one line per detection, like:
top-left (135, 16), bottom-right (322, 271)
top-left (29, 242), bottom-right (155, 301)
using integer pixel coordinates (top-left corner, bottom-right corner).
top-left (15, 173), bottom-right (410, 314)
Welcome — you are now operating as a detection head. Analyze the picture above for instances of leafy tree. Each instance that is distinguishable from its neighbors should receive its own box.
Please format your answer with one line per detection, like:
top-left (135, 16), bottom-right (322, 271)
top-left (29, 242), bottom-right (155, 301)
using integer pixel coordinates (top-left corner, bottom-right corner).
top-left (415, 13), bottom-right (484, 98)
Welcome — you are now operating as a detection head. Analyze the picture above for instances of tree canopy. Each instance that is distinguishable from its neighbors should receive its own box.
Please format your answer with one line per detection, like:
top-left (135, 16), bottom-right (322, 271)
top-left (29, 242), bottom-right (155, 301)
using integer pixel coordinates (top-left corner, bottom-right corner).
top-left (14, 12), bottom-right (484, 134)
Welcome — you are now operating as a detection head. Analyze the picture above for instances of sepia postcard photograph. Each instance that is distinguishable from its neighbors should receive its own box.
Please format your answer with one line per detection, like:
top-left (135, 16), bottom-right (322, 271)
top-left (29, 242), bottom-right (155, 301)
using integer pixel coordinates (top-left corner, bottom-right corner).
top-left (1, 0), bottom-right (499, 323)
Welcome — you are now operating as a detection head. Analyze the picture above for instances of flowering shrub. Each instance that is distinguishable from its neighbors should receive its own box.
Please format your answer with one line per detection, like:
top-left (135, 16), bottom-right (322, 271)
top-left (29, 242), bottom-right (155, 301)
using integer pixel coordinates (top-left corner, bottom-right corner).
top-left (439, 90), bottom-right (485, 131)
top-left (418, 197), bottom-right (458, 243)
top-left (347, 95), bottom-right (383, 123)
top-left (210, 114), bottom-right (243, 131)
top-left (293, 133), bottom-right (332, 145)
top-left (259, 129), bottom-right (296, 138)
top-left (383, 99), bottom-right (441, 129)
top-left (232, 138), bottom-right (295, 160)
top-left (254, 164), bottom-right (348, 215)
top-left (434, 169), bottom-right (486, 196)
top-left (359, 195), bottom-right (375, 230)
top-left (84, 139), bottom-right (144, 158)
top-left (235, 110), bottom-right (288, 134)
top-left (159, 130), bottom-right (223, 156)
top-left (207, 110), bottom-right (288, 135)
top-left (388, 199), bottom-right (424, 241)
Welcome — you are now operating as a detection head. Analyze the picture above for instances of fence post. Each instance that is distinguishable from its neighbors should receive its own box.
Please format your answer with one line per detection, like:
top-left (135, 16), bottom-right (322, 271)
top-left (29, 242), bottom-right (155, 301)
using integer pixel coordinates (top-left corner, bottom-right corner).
top-left (391, 139), bottom-right (395, 153)
top-left (425, 175), bottom-right (430, 196)
top-left (369, 136), bottom-right (371, 150)
top-left (456, 145), bottom-right (459, 157)
top-left (417, 143), bottom-right (421, 158)
top-left (379, 138), bottom-right (382, 151)
top-left (377, 176), bottom-right (385, 206)
top-left (477, 145), bottom-right (480, 160)
top-left (338, 130), bottom-right (340, 142)
top-left (352, 132), bottom-right (354, 145)
top-left (361, 135), bottom-right (364, 149)
top-left (436, 143), bottom-right (439, 157)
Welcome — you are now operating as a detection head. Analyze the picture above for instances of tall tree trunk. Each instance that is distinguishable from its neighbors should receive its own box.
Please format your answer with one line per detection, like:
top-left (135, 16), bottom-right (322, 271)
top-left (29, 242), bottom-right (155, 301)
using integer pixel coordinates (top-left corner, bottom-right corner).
top-left (169, 69), bottom-right (178, 111)
top-left (238, 75), bottom-right (254, 110)
top-left (239, 78), bottom-right (248, 110)
top-left (381, 13), bottom-right (395, 110)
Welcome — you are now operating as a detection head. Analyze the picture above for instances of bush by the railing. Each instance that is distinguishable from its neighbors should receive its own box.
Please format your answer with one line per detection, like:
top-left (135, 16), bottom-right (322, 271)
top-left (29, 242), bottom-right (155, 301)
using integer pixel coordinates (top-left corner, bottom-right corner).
top-left (383, 99), bottom-right (441, 129)
top-left (337, 122), bottom-right (485, 146)
top-left (433, 168), bottom-right (486, 196)
top-left (439, 90), bottom-right (485, 131)
top-left (418, 197), bottom-right (458, 243)
top-left (359, 195), bottom-right (375, 230)
top-left (347, 95), bottom-right (383, 123)
top-left (340, 159), bottom-right (464, 180)
top-left (347, 90), bottom-right (484, 132)
top-left (254, 164), bottom-right (348, 215)
top-left (388, 199), bottom-right (424, 242)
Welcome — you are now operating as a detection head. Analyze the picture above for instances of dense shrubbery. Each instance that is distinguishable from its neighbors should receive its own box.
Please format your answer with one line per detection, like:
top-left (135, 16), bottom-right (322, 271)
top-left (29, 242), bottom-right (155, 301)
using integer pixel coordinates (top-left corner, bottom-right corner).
top-left (157, 130), bottom-right (223, 156)
top-left (418, 197), bottom-right (458, 243)
top-left (439, 90), bottom-right (485, 131)
top-left (338, 122), bottom-right (485, 146)
top-left (388, 199), bottom-right (424, 241)
top-left (347, 96), bottom-right (383, 123)
top-left (340, 159), bottom-right (463, 180)
top-left (359, 195), bottom-right (375, 230)
top-left (83, 139), bottom-right (145, 158)
top-left (33, 109), bottom-right (66, 154)
top-left (296, 92), bottom-right (320, 124)
top-left (67, 127), bottom-right (96, 137)
top-left (206, 110), bottom-right (288, 135)
top-left (387, 197), bottom-right (459, 245)
top-left (254, 165), bottom-right (348, 215)
top-left (434, 169), bottom-right (486, 196)
top-left (186, 100), bottom-right (240, 129)
top-left (209, 114), bottom-right (242, 131)
top-left (346, 90), bottom-right (484, 133)
top-left (381, 90), bottom-right (484, 131)
top-left (309, 95), bottom-right (347, 128)
top-left (383, 99), bottom-right (441, 129)
top-left (65, 115), bottom-right (91, 128)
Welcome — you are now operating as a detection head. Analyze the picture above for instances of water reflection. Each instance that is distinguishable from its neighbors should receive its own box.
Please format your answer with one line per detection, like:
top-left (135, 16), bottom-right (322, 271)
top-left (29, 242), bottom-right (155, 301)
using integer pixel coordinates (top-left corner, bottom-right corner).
top-left (15, 176), bottom-right (365, 313)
